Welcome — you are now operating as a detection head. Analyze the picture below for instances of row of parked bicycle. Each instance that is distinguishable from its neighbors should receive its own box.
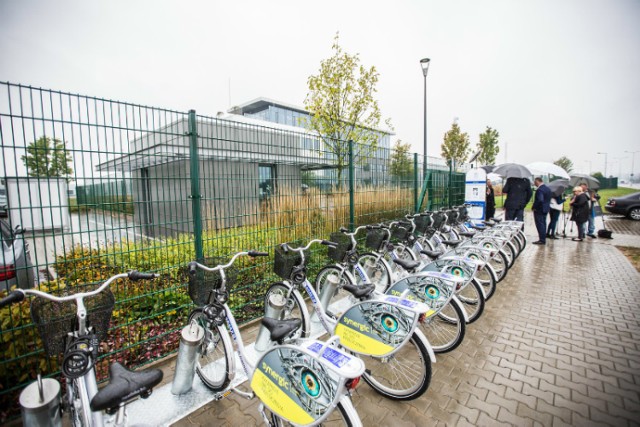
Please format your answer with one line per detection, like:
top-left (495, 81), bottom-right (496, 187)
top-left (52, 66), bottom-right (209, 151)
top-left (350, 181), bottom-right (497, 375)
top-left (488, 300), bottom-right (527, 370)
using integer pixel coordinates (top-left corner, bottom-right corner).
top-left (0, 205), bottom-right (526, 426)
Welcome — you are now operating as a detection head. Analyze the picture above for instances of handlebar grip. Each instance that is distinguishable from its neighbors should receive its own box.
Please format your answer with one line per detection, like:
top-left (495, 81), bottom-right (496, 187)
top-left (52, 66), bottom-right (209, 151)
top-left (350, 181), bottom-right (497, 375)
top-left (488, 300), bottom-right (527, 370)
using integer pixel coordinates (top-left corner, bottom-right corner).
top-left (188, 262), bottom-right (197, 276)
top-left (128, 271), bottom-right (158, 281)
top-left (0, 290), bottom-right (25, 308)
top-left (366, 225), bottom-right (381, 230)
top-left (321, 240), bottom-right (338, 248)
top-left (339, 227), bottom-right (349, 233)
top-left (248, 250), bottom-right (269, 257)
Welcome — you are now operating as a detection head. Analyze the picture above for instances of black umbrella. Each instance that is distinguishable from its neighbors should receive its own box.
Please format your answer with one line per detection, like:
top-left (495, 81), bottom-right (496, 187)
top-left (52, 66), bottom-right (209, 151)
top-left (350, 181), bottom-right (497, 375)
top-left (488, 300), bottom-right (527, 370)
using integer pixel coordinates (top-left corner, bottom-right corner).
top-left (479, 165), bottom-right (495, 173)
top-left (547, 179), bottom-right (570, 197)
top-left (569, 174), bottom-right (600, 190)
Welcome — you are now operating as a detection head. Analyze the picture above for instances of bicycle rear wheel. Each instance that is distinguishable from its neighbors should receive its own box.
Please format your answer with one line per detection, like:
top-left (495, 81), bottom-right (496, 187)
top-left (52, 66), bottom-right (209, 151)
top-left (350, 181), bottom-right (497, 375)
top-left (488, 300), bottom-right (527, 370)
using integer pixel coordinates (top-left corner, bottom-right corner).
top-left (456, 278), bottom-right (486, 324)
top-left (188, 308), bottom-right (234, 392)
top-left (266, 400), bottom-right (359, 426)
top-left (361, 332), bottom-right (431, 401)
top-left (419, 299), bottom-right (466, 353)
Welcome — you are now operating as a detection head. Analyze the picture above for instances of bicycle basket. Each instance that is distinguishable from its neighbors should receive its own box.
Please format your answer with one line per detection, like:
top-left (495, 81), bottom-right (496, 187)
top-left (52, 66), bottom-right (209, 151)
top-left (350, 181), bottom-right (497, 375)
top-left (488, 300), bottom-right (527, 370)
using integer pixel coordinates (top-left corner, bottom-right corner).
top-left (390, 224), bottom-right (410, 243)
top-left (414, 215), bottom-right (432, 234)
top-left (274, 246), bottom-right (307, 281)
top-left (31, 288), bottom-right (115, 357)
top-left (327, 232), bottom-right (353, 262)
top-left (365, 229), bottom-right (387, 251)
top-left (188, 257), bottom-right (236, 306)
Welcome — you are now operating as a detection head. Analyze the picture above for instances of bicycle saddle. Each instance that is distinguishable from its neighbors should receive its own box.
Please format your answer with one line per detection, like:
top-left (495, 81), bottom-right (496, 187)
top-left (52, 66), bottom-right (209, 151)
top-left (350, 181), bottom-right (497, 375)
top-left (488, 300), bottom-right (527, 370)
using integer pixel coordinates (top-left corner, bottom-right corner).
top-left (342, 282), bottom-right (375, 299)
top-left (458, 231), bottom-right (475, 238)
top-left (90, 362), bottom-right (163, 412)
top-left (392, 258), bottom-right (421, 272)
top-left (441, 240), bottom-right (462, 247)
top-left (261, 317), bottom-right (302, 343)
top-left (491, 217), bottom-right (503, 223)
top-left (420, 249), bottom-right (443, 259)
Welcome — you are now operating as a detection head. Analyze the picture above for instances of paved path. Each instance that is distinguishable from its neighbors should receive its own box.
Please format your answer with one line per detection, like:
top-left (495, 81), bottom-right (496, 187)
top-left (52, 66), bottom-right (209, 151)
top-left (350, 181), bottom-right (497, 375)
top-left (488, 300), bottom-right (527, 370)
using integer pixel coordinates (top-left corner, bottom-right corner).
top-left (171, 213), bottom-right (640, 426)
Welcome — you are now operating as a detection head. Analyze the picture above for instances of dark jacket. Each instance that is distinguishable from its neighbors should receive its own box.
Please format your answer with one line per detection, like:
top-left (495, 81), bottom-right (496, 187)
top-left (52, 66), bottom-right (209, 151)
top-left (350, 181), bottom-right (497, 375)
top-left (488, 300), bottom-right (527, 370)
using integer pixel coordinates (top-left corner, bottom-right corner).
top-left (486, 186), bottom-right (495, 208)
top-left (533, 184), bottom-right (552, 214)
top-left (502, 178), bottom-right (533, 210)
top-left (570, 193), bottom-right (589, 223)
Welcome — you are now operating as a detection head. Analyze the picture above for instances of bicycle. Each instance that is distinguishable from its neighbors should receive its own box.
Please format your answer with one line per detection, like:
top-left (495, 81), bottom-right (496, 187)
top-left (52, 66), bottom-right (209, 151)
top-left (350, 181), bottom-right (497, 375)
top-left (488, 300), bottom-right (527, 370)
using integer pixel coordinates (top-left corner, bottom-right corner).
top-left (0, 271), bottom-right (162, 427)
top-left (187, 251), bottom-right (366, 426)
top-left (265, 239), bottom-right (435, 401)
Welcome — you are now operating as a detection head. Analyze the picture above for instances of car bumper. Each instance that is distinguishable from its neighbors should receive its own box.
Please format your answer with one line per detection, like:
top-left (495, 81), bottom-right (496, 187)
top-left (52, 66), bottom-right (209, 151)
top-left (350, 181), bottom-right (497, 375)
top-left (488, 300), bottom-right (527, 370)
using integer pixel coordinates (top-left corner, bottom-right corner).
top-left (604, 205), bottom-right (626, 215)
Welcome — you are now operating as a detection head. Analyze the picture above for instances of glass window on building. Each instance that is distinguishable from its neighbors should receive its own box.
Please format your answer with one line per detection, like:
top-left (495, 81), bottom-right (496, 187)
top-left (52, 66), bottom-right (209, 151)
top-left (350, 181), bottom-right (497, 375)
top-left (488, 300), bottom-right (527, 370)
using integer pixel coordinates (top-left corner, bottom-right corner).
top-left (259, 164), bottom-right (276, 200)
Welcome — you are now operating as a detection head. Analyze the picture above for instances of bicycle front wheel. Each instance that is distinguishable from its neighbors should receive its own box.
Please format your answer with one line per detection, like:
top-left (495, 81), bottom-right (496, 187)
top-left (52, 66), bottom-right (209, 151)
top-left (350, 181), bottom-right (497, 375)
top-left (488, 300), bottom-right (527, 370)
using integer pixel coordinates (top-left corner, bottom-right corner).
top-left (357, 252), bottom-right (392, 293)
top-left (474, 263), bottom-right (497, 301)
top-left (361, 332), bottom-right (431, 401)
top-left (188, 308), bottom-right (234, 392)
top-left (264, 282), bottom-right (309, 339)
top-left (456, 278), bottom-right (486, 324)
top-left (266, 400), bottom-right (359, 426)
top-left (419, 299), bottom-right (466, 353)
top-left (67, 378), bottom-right (91, 427)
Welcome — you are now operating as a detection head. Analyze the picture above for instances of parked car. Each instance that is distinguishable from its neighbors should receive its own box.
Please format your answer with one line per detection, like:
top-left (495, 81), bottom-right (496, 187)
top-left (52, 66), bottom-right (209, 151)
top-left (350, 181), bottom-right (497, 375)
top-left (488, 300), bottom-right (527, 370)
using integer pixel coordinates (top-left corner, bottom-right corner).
top-left (1, 219), bottom-right (35, 291)
top-left (605, 192), bottom-right (640, 220)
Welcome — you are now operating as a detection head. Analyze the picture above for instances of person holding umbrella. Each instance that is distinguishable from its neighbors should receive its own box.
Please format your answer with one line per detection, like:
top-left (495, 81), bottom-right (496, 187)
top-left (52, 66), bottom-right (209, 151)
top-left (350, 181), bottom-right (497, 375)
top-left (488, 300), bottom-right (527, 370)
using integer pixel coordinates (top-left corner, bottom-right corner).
top-left (502, 177), bottom-right (533, 221)
top-left (532, 177), bottom-right (552, 245)
top-left (570, 186), bottom-right (590, 241)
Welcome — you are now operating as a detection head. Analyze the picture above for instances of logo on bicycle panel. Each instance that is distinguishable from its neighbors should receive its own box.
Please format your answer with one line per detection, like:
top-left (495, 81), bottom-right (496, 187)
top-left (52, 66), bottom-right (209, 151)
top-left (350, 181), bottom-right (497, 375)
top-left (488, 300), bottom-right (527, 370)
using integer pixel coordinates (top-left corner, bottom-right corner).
top-left (251, 347), bottom-right (338, 425)
top-left (335, 301), bottom-right (411, 357)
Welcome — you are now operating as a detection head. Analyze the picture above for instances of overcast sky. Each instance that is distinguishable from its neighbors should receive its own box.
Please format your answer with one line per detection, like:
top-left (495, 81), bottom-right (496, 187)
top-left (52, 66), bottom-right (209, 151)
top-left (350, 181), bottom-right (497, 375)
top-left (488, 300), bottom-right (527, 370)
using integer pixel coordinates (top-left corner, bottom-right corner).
top-left (1, 0), bottom-right (639, 177)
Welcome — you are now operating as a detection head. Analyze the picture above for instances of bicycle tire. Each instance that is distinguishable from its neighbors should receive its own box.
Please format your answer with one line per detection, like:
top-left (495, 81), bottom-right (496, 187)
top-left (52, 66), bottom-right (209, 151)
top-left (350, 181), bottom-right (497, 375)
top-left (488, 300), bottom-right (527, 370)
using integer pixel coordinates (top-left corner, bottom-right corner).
top-left (267, 400), bottom-right (358, 426)
top-left (315, 266), bottom-right (354, 318)
top-left (456, 278), bottom-right (486, 323)
top-left (488, 250), bottom-right (509, 282)
top-left (68, 378), bottom-right (91, 427)
top-left (361, 332), bottom-right (431, 401)
top-left (419, 299), bottom-right (466, 353)
top-left (504, 241), bottom-right (517, 268)
top-left (474, 262), bottom-right (497, 301)
top-left (384, 245), bottom-right (417, 278)
top-left (357, 252), bottom-right (392, 293)
top-left (188, 308), bottom-right (234, 392)
top-left (264, 282), bottom-right (310, 339)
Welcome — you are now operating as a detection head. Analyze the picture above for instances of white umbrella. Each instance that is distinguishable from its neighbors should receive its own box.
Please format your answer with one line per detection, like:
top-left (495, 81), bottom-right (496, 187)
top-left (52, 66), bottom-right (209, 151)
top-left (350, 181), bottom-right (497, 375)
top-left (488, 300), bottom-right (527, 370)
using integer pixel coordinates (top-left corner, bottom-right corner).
top-left (526, 162), bottom-right (571, 179)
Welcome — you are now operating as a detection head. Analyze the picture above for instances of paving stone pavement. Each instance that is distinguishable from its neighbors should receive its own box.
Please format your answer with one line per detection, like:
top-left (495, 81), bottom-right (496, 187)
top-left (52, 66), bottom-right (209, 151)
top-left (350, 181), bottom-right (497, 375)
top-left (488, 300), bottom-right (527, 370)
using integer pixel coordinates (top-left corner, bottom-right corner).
top-left (172, 213), bottom-right (640, 426)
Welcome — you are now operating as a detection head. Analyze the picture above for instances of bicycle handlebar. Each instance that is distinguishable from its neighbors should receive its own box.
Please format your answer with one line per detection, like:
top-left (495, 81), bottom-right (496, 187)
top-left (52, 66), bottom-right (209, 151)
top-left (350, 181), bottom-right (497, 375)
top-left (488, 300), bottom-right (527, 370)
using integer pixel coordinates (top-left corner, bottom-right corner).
top-left (188, 250), bottom-right (268, 276)
top-left (0, 271), bottom-right (157, 305)
top-left (280, 239), bottom-right (336, 253)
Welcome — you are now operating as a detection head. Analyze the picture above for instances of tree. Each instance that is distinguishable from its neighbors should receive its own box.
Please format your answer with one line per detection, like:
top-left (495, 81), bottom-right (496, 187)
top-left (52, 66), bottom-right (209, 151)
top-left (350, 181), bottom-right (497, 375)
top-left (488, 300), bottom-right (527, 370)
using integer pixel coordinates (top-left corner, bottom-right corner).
top-left (592, 171), bottom-right (604, 179)
top-left (304, 33), bottom-right (390, 185)
top-left (553, 156), bottom-right (574, 174)
top-left (389, 140), bottom-right (414, 183)
top-left (441, 121), bottom-right (470, 170)
top-left (476, 127), bottom-right (500, 165)
top-left (21, 136), bottom-right (73, 178)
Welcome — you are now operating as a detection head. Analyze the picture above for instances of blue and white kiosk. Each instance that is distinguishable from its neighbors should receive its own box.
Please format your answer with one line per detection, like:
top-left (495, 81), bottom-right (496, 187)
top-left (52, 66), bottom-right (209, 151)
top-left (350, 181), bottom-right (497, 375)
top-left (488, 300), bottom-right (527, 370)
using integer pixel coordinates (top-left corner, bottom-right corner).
top-left (464, 168), bottom-right (487, 222)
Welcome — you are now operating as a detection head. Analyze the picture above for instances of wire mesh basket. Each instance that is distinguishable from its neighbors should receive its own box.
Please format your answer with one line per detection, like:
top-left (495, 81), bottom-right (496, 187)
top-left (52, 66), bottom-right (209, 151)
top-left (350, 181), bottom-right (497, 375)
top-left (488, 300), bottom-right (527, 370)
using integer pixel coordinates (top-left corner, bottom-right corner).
top-left (327, 232), bottom-right (354, 262)
top-left (414, 215), bottom-right (432, 234)
top-left (390, 223), bottom-right (410, 243)
top-left (365, 229), bottom-right (387, 251)
top-left (273, 246), bottom-right (307, 281)
top-left (188, 257), bottom-right (236, 306)
top-left (31, 289), bottom-right (115, 357)
top-left (431, 212), bottom-right (446, 230)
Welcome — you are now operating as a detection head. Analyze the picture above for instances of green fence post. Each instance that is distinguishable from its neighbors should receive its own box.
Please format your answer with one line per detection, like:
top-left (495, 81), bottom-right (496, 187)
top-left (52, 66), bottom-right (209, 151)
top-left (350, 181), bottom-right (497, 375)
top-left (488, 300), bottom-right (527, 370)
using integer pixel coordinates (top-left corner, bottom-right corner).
top-left (348, 139), bottom-right (355, 231)
top-left (448, 161), bottom-right (453, 208)
top-left (414, 153), bottom-right (419, 213)
top-left (188, 109), bottom-right (204, 262)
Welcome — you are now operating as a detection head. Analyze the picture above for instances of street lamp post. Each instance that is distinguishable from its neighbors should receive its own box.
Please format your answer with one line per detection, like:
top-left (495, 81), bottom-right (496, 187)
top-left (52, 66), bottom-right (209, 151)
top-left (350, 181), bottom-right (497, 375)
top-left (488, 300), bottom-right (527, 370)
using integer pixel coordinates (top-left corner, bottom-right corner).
top-left (625, 150), bottom-right (639, 183)
top-left (420, 58), bottom-right (431, 178)
top-left (597, 152), bottom-right (608, 177)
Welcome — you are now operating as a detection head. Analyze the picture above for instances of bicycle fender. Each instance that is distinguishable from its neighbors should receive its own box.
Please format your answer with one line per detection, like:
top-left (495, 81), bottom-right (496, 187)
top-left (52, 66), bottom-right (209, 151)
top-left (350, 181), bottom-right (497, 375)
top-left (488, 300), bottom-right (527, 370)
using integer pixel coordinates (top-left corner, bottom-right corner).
top-left (413, 328), bottom-right (437, 364)
top-left (338, 394), bottom-right (364, 427)
top-left (450, 295), bottom-right (470, 323)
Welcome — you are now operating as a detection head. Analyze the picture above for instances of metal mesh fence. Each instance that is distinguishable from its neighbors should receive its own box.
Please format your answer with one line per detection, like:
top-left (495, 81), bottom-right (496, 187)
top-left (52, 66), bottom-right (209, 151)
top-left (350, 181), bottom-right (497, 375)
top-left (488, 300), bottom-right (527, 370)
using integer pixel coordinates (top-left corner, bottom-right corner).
top-left (0, 81), bottom-right (465, 420)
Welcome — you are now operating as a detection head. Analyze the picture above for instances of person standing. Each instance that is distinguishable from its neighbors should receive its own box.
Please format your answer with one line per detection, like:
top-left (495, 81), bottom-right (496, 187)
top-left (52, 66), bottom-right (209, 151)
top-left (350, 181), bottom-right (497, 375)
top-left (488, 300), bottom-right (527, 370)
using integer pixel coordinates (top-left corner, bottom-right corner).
top-left (502, 177), bottom-right (533, 222)
top-left (570, 186), bottom-right (589, 241)
top-left (580, 183), bottom-right (598, 238)
top-left (532, 177), bottom-right (552, 245)
top-left (547, 193), bottom-right (565, 239)
top-left (485, 179), bottom-right (496, 220)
